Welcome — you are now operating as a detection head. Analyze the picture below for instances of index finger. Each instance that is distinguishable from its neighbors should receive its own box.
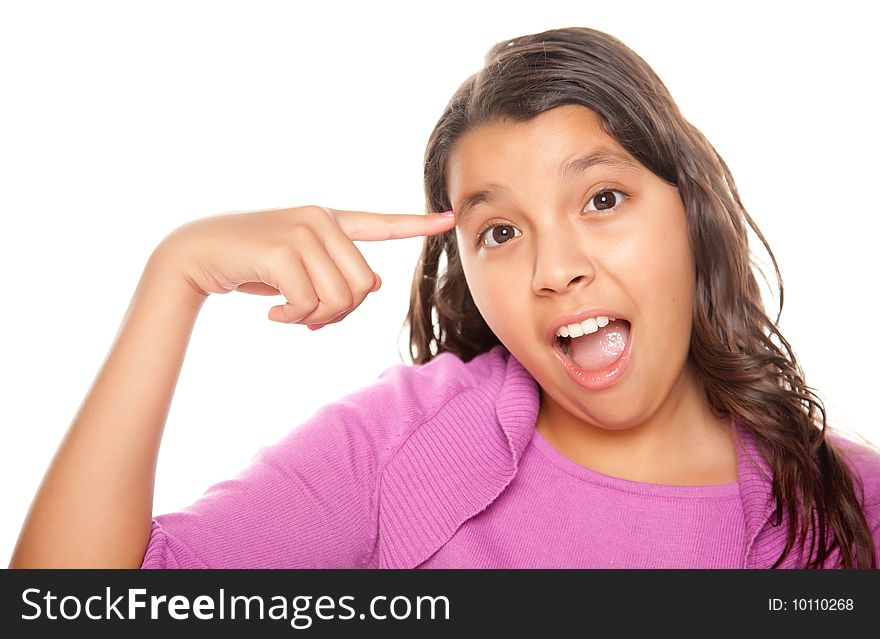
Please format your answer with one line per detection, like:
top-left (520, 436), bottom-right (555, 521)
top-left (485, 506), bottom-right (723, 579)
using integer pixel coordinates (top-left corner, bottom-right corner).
top-left (326, 208), bottom-right (456, 241)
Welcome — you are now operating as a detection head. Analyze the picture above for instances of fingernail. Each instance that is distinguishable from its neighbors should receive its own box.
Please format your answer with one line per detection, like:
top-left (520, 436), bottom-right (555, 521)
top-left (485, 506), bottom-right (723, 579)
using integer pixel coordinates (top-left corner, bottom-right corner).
top-left (440, 210), bottom-right (455, 217)
top-left (308, 324), bottom-right (324, 331)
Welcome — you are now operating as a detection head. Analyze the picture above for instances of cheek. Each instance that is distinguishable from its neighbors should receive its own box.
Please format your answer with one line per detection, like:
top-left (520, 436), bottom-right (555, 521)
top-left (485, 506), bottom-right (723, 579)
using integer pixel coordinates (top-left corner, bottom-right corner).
top-left (458, 250), bottom-right (521, 338)
top-left (466, 265), bottom-right (518, 334)
top-left (457, 246), bottom-right (494, 320)
top-left (636, 215), bottom-right (695, 335)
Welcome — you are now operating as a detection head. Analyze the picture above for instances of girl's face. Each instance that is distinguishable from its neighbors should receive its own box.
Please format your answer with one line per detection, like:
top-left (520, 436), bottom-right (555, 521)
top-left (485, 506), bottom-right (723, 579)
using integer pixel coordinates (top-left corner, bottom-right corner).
top-left (447, 104), bottom-right (697, 431)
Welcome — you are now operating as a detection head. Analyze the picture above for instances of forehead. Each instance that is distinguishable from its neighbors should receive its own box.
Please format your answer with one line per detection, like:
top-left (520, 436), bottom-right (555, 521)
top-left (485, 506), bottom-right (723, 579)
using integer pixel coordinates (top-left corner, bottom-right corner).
top-left (446, 105), bottom-right (639, 220)
top-left (447, 105), bottom-right (631, 188)
top-left (450, 104), bottom-right (615, 165)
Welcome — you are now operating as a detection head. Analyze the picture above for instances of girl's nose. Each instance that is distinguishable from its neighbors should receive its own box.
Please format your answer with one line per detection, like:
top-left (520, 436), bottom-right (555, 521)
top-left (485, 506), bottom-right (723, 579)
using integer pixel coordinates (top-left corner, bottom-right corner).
top-left (531, 227), bottom-right (597, 295)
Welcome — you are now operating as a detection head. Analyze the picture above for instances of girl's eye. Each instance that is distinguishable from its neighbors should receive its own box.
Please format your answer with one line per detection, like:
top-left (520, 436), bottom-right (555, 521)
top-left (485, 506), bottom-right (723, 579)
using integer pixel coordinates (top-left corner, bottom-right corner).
top-left (477, 224), bottom-right (522, 248)
top-left (584, 189), bottom-right (627, 214)
top-left (476, 189), bottom-right (627, 248)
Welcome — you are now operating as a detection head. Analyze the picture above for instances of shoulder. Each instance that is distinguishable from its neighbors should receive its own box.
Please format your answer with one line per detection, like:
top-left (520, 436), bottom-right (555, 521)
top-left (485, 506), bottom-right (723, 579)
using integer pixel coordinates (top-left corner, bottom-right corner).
top-left (351, 344), bottom-right (514, 416)
top-left (373, 344), bottom-right (511, 414)
top-left (825, 430), bottom-right (880, 563)
top-left (306, 344), bottom-right (519, 459)
top-left (826, 429), bottom-right (880, 508)
top-left (267, 343), bottom-right (539, 568)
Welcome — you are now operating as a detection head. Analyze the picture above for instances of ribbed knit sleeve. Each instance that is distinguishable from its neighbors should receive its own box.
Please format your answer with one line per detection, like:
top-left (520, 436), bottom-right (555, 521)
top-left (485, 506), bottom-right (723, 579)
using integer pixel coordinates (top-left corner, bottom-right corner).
top-left (138, 347), bottom-right (496, 569)
top-left (140, 396), bottom-right (381, 569)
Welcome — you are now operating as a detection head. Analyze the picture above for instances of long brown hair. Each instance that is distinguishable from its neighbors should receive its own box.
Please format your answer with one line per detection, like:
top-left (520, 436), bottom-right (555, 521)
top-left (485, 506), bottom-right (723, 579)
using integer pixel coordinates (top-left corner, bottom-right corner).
top-left (402, 27), bottom-right (875, 568)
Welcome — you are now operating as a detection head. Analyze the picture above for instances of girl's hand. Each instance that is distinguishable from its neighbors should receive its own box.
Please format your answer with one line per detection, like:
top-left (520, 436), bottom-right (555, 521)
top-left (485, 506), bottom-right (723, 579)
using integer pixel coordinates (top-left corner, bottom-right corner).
top-left (155, 205), bottom-right (456, 327)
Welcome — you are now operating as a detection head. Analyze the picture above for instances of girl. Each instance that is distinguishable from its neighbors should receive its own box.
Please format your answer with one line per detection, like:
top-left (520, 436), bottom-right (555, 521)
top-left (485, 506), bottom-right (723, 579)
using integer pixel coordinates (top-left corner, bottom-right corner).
top-left (10, 27), bottom-right (879, 569)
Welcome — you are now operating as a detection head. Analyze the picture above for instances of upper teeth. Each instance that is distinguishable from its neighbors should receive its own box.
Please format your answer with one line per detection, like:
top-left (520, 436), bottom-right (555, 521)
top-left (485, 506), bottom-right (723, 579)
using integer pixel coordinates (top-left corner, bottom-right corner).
top-left (556, 316), bottom-right (616, 338)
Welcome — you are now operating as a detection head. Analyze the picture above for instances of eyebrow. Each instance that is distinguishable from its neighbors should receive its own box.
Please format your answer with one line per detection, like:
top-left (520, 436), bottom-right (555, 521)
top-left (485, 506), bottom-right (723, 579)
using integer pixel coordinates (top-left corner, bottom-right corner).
top-left (453, 148), bottom-right (639, 228)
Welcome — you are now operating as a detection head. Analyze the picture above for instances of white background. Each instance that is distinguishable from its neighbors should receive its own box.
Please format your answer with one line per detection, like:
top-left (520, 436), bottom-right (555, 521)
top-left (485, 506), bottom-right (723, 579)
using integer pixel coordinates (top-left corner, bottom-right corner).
top-left (2, 0), bottom-right (877, 564)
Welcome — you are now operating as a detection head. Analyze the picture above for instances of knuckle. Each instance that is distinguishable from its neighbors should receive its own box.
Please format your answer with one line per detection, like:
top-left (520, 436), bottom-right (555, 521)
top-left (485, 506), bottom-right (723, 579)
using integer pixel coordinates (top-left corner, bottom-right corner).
top-left (327, 290), bottom-right (354, 310)
top-left (301, 205), bottom-right (336, 226)
top-left (265, 242), bottom-right (295, 267)
top-left (299, 204), bottom-right (324, 216)
top-left (302, 290), bottom-right (320, 309)
top-left (292, 297), bottom-right (320, 321)
top-left (288, 224), bottom-right (316, 246)
top-left (355, 273), bottom-right (376, 295)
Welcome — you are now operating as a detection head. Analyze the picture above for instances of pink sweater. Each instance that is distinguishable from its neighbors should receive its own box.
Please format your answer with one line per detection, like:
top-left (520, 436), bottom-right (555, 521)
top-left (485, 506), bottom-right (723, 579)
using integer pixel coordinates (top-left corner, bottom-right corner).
top-left (141, 345), bottom-right (880, 568)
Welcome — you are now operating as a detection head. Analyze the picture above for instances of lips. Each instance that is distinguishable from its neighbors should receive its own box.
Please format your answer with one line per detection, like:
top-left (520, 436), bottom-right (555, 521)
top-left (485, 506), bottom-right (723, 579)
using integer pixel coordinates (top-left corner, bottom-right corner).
top-left (550, 317), bottom-right (634, 391)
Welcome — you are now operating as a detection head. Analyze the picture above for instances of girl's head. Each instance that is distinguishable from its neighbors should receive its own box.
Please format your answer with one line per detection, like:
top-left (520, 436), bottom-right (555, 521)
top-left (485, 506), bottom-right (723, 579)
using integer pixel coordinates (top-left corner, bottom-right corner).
top-left (446, 103), bottom-right (694, 431)
top-left (405, 27), bottom-right (875, 568)
top-left (411, 27), bottom-right (766, 368)
top-left (410, 27), bottom-right (771, 426)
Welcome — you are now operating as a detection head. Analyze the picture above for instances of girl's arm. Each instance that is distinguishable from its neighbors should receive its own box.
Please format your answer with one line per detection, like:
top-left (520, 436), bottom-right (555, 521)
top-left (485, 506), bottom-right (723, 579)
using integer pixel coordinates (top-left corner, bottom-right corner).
top-left (9, 205), bottom-right (454, 568)
top-left (9, 245), bottom-right (207, 567)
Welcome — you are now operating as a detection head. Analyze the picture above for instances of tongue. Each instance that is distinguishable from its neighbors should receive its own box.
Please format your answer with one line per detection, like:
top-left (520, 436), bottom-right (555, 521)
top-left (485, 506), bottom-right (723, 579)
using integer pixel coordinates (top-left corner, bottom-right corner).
top-left (568, 321), bottom-right (630, 372)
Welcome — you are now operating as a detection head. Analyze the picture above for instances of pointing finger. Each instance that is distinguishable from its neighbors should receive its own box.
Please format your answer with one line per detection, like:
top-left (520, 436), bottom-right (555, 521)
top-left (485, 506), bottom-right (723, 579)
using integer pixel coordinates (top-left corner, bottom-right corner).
top-left (330, 208), bottom-right (456, 241)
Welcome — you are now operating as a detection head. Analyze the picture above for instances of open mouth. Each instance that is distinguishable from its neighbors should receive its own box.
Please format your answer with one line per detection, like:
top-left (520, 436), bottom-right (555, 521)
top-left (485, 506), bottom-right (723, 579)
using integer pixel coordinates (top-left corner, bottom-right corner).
top-left (554, 318), bottom-right (632, 374)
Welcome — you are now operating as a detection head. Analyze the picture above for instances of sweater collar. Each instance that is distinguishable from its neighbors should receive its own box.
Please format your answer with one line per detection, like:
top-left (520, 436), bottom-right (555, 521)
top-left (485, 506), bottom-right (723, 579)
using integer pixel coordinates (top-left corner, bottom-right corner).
top-left (378, 345), bottom-right (781, 568)
top-left (493, 347), bottom-right (542, 466)
top-left (377, 345), bottom-right (538, 568)
top-left (732, 416), bottom-right (790, 567)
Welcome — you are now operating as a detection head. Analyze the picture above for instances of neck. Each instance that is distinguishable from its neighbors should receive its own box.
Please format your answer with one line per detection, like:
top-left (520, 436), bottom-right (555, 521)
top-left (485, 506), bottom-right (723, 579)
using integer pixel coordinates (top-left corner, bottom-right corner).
top-left (535, 360), bottom-right (737, 485)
